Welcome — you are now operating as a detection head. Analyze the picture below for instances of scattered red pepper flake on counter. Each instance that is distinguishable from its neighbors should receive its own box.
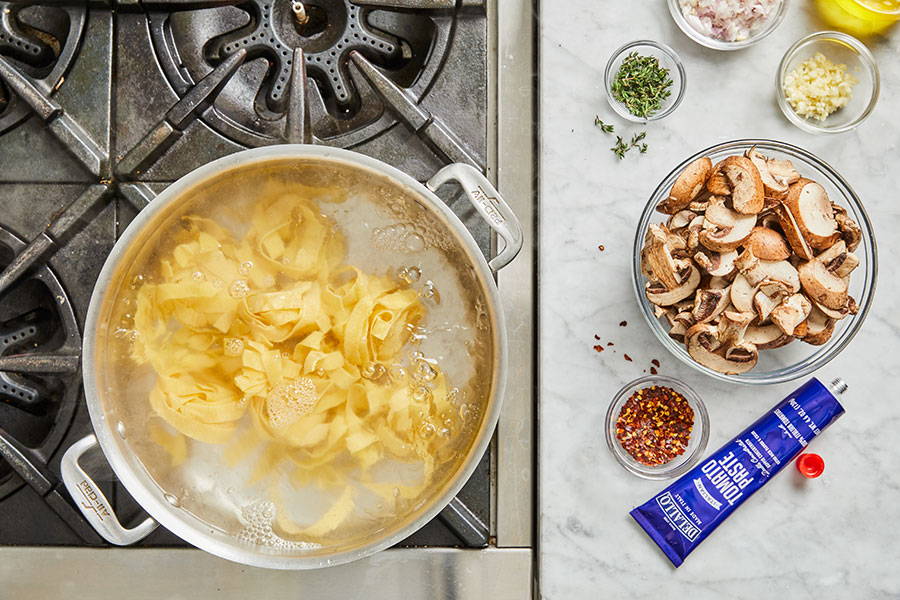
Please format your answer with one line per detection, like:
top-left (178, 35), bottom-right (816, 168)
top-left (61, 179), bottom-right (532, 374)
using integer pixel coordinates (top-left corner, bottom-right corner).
top-left (624, 354), bottom-right (633, 362)
top-left (615, 385), bottom-right (693, 466)
top-left (651, 359), bottom-right (660, 368)
top-left (619, 320), bottom-right (627, 327)
top-left (650, 366), bottom-right (658, 375)
top-left (607, 342), bottom-right (615, 346)
top-left (593, 344), bottom-right (605, 353)
top-left (598, 244), bottom-right (605, 252)
top-left (594, 334), bottom-right (601, 340)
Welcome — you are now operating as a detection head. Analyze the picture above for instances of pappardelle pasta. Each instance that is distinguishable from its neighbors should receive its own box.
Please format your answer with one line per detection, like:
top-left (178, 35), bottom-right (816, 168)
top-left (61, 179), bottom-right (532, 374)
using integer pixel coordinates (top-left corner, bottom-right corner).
top-left (129, 183), bottom-right (468, 540)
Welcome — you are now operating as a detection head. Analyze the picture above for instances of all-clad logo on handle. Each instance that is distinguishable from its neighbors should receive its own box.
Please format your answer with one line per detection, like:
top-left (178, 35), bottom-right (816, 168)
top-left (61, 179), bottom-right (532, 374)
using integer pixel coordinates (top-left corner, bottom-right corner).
top-left (470, 186), bottom-right (505, 226)
top-left (657, 492), bottom-right (700, 541)
top-left (76, 479), bottom-right (111, 521)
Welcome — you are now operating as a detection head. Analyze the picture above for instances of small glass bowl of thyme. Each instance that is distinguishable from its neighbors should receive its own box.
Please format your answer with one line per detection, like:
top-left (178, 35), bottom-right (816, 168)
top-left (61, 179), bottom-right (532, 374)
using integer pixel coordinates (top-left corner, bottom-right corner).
top-left (604, 40), bottom-right (686, 123)
top-left (606, 375), bottom-right (709, 479)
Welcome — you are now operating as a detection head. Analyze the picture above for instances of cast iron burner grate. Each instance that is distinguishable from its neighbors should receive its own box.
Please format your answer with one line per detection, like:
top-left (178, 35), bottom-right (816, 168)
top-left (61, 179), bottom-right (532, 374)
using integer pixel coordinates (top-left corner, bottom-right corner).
top-left (149, 0), bottom-right (452, 147)
top-left (0, 226), bottom-right (81, 501)
top-left (0, 2), bottom-right (85, 134)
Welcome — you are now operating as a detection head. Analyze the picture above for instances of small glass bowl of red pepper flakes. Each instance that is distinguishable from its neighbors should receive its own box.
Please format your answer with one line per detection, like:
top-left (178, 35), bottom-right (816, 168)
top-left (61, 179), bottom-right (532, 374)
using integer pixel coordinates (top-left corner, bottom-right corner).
top-left (605, 376), bottom-right (709, 479)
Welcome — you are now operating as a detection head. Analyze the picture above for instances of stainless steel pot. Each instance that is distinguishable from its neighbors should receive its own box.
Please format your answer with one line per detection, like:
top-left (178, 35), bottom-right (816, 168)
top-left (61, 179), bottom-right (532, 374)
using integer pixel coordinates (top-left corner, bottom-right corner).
top-left (58, 145), bottom-right (522, 569)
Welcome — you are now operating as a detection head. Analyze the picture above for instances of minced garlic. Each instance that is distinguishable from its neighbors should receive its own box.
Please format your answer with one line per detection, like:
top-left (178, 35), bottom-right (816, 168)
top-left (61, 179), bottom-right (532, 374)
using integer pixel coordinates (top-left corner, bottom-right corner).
top-left (783, 52), bottom-right (857, 122)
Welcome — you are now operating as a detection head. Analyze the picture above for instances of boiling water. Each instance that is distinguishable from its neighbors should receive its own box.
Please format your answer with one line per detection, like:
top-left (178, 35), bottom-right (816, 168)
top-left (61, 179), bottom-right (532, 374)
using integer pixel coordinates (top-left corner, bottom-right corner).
top-left (99, 159), bottom-right (495, 553)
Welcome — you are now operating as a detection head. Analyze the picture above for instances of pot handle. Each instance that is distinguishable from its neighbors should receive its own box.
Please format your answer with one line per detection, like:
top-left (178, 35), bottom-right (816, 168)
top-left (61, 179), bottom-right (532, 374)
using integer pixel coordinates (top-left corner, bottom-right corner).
top-left (60, 434), bottom-right (158, 546)
top-left (426, 163), bottom-right (524, 272)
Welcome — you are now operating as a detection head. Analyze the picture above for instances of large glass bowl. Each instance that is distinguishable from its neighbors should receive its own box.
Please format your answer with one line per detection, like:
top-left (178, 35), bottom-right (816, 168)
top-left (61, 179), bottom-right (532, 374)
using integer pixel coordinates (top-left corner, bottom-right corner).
top-left (632, 139), bottom-right (877, 385)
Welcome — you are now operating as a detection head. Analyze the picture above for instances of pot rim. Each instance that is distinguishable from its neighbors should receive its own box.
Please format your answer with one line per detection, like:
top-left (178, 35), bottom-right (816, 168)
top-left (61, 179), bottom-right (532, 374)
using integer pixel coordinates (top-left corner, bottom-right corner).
top-left (82, 145), bottom-right (509, 569)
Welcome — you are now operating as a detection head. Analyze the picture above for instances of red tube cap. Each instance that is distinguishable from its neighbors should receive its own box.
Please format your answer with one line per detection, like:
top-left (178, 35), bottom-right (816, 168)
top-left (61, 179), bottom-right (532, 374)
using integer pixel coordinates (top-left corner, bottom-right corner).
top-left (796, 453), bottom-right (825, 478)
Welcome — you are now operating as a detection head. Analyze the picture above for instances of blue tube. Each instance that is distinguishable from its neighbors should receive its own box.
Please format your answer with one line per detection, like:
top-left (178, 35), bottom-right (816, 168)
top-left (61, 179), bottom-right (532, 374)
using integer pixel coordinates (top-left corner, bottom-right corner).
top-left (630, 377), bottom-right (845, 567)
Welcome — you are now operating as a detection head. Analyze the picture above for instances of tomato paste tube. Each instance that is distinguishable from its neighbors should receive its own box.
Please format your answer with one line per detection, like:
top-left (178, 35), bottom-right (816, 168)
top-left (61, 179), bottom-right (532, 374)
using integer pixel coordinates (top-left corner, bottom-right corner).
top-left (630, 377), bottom-right (846, 567)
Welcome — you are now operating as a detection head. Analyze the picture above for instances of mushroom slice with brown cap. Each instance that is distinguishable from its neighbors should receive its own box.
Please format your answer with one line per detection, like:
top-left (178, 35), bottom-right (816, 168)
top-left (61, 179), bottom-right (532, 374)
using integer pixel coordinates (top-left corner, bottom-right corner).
top-left (646, 265), bottom-right (701, 307)
top-left (796, 306), bottom-right (836, 345)
top-left (667, 209), bottom-right (697, 231)
top-left (770, 293), bottom-right (812, 336)
top-left (694, 249), bottom-right (737, 277)
top-left (706, 160), bottom-right (732, 196)
top-left (730, 273), bottom-right (755, 313)
top-left (745, 323), bottom-right (794, 349)
top-left (767, 158), bottom-right (801, 189)
top-left (786, 180), bottom-right (840, 250)
top-left (685, 323), bottom-right (757, 375)
top-left (692, 287), bottom-right (731, 324)
top-left (773, 203), bottom-right (815, 261)
top-left (658, 157), bottom-right (713, 214)
top-left (722, 156), bottom-right (765, 215)
top-left (813, 295), bottom-right (858, 320)
top-left (816, 241), bottom-right (860, 279)
top-left (641, 225), bottom-right (684, 289)
top-left (739, 258), bottom-right (800, 293)
top-left (799, 259), bottom-right (848, 310)
top-left (746, 227), bottom-right (791, 261)
top-left (747, 148), bottom-right (789, 198)
top-left (832, 204), bottom-right (862, 252)
top-left (689, 199), bottom-right (710, 213)
top-left (699, 197), bottom-right (756, 252)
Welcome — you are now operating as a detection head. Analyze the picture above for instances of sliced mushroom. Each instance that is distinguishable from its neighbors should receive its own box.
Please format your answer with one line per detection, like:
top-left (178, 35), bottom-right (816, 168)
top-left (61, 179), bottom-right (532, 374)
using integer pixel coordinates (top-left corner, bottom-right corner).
top-left (746, 227), bottom-right (791, 261)
top-left (722, 156), bottom-right (765, 214)
top-left (669, 320), bottom-right (687, 343)
top-left (659, 157), bottom-right (713, 214)
top-left (799, 306), bottom-right (836, 346)
top-left (692, 288), bottom-right (731, 324)
top-left (786, 180), bottom-right (839, 250)
top-left (813, 295), bottom-right (858, 320)
top-left (739, 258), bottom-right (800, 293)
top-left (798, 259), bottom-right (848, 310)
top-left (745, 148), bottom-right (798, 199)
top-left (773, 203), bottom-right (815, 261)
top-left (689, 199), bottom-right (710, 213)
top-left (694, 249), bottom-right (737, 277)
top-left (667, 209), bottom-right (697, 231)
top-left (646, 265), bottom-right (701, 307)
top-left (709, 275), bottom-right (732, 289)
top-left (718, 310), bottom-right (755, 346)
top-left (753, 289), bottom-right (783, 323)
top-left (832, 204), bottom-right (862, 252)
top-left (699, 197), bottom-right (756, 252)
top-left (685, 323), bottom-right (758, 374)
top-left (770, 293), bottom-right (812, 336)
top-left (641, 225), bottom-right (685, 289)
top-left (745, 323), bottom-right (794, 349)
top-left (706, 160), bottom-right (732, 196)
top-left (730, 273), bottom-right (755, 313)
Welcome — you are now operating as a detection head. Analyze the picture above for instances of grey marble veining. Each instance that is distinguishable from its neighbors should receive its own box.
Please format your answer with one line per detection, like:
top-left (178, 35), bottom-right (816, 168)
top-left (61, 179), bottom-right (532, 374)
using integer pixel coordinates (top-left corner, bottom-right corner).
top-left (539, 1), bottom-right (900, 598)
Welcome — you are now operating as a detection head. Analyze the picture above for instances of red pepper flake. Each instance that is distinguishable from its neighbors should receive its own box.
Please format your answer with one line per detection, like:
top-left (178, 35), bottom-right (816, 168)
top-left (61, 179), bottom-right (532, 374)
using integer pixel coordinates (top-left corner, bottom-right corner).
top-left (615, 385), bottom-right (694, 466)
top-left (651, 359), bottom-right (660, 368)
top-left (607, 342), bottom-right (615, 346)
top-left (594, 334), bottom-right (601, 340)
top-left (624, 354), bottom-right (633, 362)
top-left (650, 366), bottom-right (658, 375)
top-left (593, 344), bottom-right (604, 353)
top-left (598, 244), bottom-right (605, 251)
top-left (619, 320), bottom-right (627, 327)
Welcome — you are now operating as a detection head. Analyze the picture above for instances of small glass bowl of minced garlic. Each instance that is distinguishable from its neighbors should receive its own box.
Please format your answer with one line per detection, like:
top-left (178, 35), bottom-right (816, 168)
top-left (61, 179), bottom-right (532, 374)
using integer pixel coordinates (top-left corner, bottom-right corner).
top-left (777, 31), bottom-right (879, 134)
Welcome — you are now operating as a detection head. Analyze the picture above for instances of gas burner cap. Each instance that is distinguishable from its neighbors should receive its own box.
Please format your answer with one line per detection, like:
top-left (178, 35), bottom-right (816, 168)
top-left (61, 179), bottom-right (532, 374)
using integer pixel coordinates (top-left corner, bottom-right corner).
top-left (149, 0), bottom-right (456, 147)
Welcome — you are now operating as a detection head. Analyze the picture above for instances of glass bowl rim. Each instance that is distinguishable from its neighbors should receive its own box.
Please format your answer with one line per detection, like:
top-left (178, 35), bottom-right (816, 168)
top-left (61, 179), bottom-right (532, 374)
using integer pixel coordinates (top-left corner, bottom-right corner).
top-left (605, 375), bottom-right (710, 479)
top-left (775, 31), bottom-right (880, 134)
top-left (666, 0), bottom-right (789, 51)
top-left (603, 39), bottom-right (687, 123)
top-left (631, 138), bottom-right (879, 385)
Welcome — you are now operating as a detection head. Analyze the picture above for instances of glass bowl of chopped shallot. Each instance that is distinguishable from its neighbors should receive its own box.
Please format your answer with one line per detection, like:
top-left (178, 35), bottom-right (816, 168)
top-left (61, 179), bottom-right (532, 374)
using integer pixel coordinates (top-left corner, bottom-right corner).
top-left (668, 0), bottom-right (789, 50)
top-left (777, 31), bottom-right (880, 134)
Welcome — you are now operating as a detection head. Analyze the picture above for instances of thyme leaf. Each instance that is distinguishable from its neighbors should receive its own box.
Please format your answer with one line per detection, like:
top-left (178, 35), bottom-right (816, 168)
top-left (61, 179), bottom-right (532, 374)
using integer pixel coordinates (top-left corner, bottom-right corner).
top-left (610, 51), bottom-right (673, 119)
top-left (594, 116), bottom-right (615, 134)
top-left (610, 131), bottom-right (649, 159)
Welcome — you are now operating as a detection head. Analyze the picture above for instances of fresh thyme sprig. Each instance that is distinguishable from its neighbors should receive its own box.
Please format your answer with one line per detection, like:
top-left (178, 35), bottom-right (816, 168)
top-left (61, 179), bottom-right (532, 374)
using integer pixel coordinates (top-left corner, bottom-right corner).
top-left (611, 51), bottom-right (673, 119)
top-left (594, 116), bottom-right (615, 133)
top-left (611, 131), bottom-right (648, 160)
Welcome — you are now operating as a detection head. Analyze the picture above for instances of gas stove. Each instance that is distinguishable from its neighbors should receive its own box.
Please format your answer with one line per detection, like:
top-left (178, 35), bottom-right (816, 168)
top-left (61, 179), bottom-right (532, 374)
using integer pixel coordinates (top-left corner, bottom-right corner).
top-left (0, 0), bottom-right (534, 596)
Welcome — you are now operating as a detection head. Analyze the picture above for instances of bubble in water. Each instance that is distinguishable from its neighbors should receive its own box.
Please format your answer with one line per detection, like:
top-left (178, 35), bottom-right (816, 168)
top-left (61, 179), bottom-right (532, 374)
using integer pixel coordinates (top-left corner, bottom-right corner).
top-left (438, 427), bottom-right (451, 438)
top-left (389, 365), bottom-right (406, 381)
top-left (236, 501), bottom-right (320, 551)
top-left (421, 281), bottom-right (441, 304)
top-left (413, 358), bottom-right (437, 382)
top-left (191, 271), bottom-right (205, 281)
top-left (361, 362), bottom-right (387, 382)
top-left (229, 279), bottom-right (250, 298)
top-left (372, 224), bottom-right (427, 254)
top-left (164, 493), bottom-right (180, 507)
top-left (315, 367), bottom-right (326, 377)
top-left (397, 266), bottom-right (421, 284)
top-left (412, 386), bottom-right (432, 403)
top-left (418, 422), bottom-right (436, 439)
top-left (129, 274), bottom-right (144, 290)
top-left (224, 338), bottom-right (244, 357)
top-left (458, 403), bottom-right (472, 419)
top-left (239, 260), bottom-right (254, 275)
top-left (266, 378), bottom-right (317, 427)
top-left (404, 233), bottom-right (425, 253)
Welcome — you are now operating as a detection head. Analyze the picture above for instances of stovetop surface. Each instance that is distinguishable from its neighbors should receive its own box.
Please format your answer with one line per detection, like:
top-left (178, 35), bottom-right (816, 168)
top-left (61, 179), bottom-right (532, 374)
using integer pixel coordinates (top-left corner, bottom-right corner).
top-left (0, 0), bottom-right (492, 549)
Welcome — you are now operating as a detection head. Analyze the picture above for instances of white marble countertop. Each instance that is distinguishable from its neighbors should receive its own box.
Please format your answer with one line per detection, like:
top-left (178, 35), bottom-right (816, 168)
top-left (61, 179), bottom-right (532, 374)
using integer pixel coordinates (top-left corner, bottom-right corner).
top-left (538, 1), bottom-right (900, 598)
